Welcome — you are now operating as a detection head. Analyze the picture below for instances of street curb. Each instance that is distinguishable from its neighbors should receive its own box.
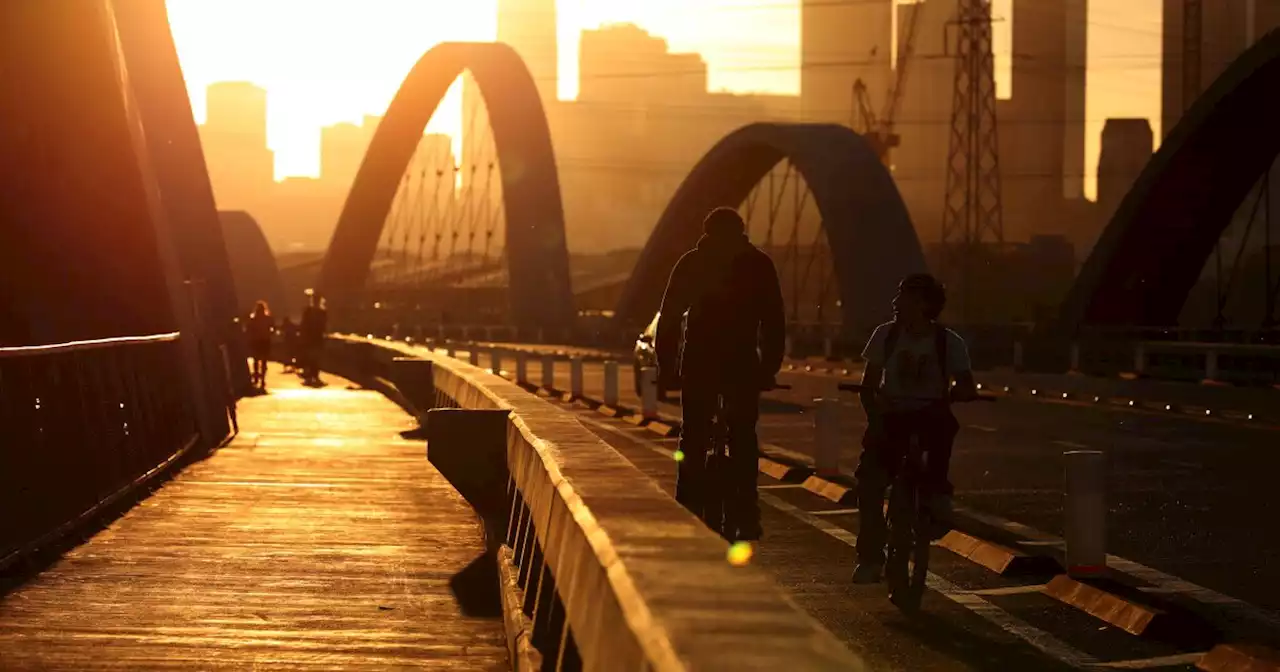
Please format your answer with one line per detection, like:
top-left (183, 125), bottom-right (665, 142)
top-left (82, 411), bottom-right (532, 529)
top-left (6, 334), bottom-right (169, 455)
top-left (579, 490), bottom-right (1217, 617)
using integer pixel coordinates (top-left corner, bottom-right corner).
top-left (937, 530), bottom-right (1061, 577)
top-left (759, 457), bottom-right (810, 482)
top-left (801, 475), bottom-right (857, 506)
top-left (1042, 574), bottom-right (1170, 637)
top-left (1196, 643), bottom-right (1280, 672)
top-left (496, 545), bottom-right (544, 672)
top-left (646, 420), bottom-right (678, 438)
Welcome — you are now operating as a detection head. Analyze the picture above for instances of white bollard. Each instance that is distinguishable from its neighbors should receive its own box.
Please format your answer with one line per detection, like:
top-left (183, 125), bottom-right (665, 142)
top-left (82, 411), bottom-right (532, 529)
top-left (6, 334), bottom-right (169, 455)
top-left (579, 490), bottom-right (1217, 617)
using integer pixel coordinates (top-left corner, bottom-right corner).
top-left (1204, 349), bottom-right (1219, 382)
top-left (1133, 343), bottom-right (1146, 375)
top-left (490, 349), bottom-right (502, 375)
top-left (1013, 341), bottom-right (1025, 370)
top-left (469, 350), bottom-right (480, 366)
top-left (603, 360), bottom-right (620, 408)
top-left (541, 355), bottom-right (555, 389)
top-left (640, 367), bottom-right (659, 419)
top-left (1070, 342), bottom-right (1081, 372)
top-left (515, 351), bottom-right (528, 385)
top-left (570, 357), bottom-right (584, 398)
top-left (814, 398), bottom-right (842, 475)
top-left (1064, 450), bottom-right (1107, 577)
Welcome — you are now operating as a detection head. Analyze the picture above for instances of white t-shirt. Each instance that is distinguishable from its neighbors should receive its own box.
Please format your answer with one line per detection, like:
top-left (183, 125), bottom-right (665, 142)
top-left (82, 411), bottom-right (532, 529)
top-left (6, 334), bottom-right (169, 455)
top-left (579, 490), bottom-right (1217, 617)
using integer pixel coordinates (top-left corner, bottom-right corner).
top-left (861, 322), bottom-right (971, 410)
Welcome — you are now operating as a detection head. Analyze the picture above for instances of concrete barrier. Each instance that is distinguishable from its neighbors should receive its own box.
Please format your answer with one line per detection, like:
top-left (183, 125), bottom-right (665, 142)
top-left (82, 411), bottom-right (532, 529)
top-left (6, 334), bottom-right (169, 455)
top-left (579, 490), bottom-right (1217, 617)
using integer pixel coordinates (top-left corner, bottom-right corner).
top-left (325, 334), bottom-right (865, 670)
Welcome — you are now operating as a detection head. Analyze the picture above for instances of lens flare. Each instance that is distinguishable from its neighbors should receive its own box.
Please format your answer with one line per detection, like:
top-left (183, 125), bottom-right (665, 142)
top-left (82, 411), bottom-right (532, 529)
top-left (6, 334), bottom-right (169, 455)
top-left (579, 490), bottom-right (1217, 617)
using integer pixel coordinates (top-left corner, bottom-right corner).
top-left (727, 541), bottom-right (753, 566)
top-left (673, 450), bottom-right (685, 462)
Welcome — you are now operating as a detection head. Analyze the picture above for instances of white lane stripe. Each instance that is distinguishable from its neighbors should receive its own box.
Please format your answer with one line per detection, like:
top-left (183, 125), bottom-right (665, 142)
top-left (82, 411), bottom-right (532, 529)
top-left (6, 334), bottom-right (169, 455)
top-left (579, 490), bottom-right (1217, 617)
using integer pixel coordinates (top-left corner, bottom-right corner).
top-left (760, 493), bottom-right (1099, 669)
top-left (954, 505), bottom-right (1280, 632)
top-left (1053, 440), bottom-right (1091, 449)
top-left (1089, 652), bottom-right (1206, 669)
top-left (968, 425), bottom-right (999, 432)
top-left (810, 508), bottom-right (860, 516)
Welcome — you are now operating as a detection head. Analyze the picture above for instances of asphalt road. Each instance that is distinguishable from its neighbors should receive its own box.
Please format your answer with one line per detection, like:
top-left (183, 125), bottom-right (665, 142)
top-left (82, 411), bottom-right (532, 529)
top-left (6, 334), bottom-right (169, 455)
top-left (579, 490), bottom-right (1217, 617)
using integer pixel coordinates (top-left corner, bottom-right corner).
top-left (430, 346), bottom-right (1280, 668)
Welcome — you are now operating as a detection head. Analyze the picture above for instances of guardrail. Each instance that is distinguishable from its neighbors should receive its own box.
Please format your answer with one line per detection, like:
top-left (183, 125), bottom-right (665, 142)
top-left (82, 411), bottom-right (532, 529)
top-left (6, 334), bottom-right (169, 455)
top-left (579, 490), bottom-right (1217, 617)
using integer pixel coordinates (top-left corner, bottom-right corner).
top-left (0, 333), bottom-right (200, 568)
top-left (324, 334), bottom-right (865, 671)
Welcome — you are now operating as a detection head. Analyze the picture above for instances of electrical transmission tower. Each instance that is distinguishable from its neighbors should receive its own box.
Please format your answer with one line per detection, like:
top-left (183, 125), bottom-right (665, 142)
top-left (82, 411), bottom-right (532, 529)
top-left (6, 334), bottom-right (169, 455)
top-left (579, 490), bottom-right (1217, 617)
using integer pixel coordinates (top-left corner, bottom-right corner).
top-left (941, 0), bottom-right (1004, 322)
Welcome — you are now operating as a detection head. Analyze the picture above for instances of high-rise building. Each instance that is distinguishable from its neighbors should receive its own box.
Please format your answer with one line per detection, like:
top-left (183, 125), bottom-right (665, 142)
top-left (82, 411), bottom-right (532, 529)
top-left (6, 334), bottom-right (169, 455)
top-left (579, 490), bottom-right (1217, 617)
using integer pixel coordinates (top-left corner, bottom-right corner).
top-left (320, 122), bottom-right (365, 186)
top-left (1096, 118), bottom-right (1153, 234)
top-left (800, 0), bottom-right (893, 126)
top-left (199, 81), bottom-right (274, 212)
top-left (496, 0), bottom-right (558, 103)
top-left (1162, 0), bottom-right (1280, 138)
top-left (578, 24), bottom-right (707, 104)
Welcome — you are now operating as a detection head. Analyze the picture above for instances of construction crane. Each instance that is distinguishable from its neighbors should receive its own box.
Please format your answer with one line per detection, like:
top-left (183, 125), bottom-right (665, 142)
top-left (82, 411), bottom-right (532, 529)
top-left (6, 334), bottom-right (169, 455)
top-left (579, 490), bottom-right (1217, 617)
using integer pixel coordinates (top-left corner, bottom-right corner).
top-left (851, 0), bottom-right (924, 166)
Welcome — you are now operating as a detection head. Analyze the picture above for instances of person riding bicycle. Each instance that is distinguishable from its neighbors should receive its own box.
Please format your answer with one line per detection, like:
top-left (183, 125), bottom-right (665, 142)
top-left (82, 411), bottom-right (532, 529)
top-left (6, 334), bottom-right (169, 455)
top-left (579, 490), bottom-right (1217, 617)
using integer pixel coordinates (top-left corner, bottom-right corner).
top-left (656, 207), bottom-right (785, 541)
top-left (851, 273), bottom-right (977, 584)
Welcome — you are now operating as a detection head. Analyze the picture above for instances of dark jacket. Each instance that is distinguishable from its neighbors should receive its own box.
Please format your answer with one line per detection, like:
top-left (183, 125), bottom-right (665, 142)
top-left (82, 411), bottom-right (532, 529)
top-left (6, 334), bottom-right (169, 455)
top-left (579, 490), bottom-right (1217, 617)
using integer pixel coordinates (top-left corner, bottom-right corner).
top-left (655, 231), bottom-right (785, 381)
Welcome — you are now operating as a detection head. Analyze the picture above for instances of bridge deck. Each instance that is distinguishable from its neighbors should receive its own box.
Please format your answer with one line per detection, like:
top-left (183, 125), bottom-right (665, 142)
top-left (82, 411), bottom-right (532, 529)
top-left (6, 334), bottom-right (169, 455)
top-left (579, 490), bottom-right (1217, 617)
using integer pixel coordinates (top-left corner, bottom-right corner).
top-left (0, 364), bottom-right (507, 671)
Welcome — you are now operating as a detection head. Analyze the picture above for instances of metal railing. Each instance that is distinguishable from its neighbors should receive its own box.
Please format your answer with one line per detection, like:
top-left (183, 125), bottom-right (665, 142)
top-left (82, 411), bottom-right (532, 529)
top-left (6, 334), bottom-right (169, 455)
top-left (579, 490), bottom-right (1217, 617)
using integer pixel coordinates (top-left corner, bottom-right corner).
top-left (0, 332), bottom-right (199, 566)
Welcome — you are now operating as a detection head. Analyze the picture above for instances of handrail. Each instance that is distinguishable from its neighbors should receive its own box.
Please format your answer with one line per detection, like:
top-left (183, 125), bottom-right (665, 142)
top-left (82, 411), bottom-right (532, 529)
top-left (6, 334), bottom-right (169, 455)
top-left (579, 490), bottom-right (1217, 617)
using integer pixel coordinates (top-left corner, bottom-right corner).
top-left (328, 334), bottom-right (866, 671)
top-left (0, 331), bottom-right (181, 358)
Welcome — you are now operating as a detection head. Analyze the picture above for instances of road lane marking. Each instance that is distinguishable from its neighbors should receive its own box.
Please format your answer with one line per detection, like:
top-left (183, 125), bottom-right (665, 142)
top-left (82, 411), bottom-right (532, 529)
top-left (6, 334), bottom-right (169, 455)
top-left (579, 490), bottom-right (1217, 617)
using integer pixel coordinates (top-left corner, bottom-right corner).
top-left (760, 493), bottom-right (1098, 669)
top-left (968, 425), bottom-right (999, 432)
top-left (809, 508), bottom-right (860, 516)
top-left (1090, 652), bottom-right (1206, 669)
top-left (1053, 440), bottom-right (1091, 449)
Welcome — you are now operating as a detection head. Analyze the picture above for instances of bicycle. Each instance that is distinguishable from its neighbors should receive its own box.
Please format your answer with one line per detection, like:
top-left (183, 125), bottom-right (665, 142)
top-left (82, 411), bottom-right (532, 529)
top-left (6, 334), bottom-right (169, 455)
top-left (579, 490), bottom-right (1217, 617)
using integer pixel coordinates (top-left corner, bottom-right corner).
top-left (838, 382), bottom-right (994, 612)
top-left (701, 382), bottom-right (791, 542)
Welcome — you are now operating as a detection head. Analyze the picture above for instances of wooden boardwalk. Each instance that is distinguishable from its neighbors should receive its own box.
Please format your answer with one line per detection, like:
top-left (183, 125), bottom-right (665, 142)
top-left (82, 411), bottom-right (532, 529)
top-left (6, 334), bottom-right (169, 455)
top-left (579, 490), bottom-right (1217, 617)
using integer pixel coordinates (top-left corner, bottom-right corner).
top-left (0, 365), bottom-right (508, 671)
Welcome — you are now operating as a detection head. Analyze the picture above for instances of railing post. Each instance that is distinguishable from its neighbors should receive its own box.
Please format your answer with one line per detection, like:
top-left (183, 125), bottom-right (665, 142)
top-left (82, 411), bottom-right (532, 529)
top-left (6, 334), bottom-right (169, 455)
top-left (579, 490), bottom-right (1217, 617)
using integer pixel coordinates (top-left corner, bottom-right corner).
top-left (469, 349), bottom-right (480, 367)
top-left (1013, 341), bottom-right (1024, 371)
top-left (1133, 343), bottom-right (1146, 375)
top-left (541, 355), bottom-right (555, 390)
top-left (570, 357), bottom-right (584, 398)
top-left (1204, 348), bottom-right (1219, 382)
top-left (490, 349), bottom-right (503, 375)
top-left (822, 336), bottom-right (833, 360)
top-left (1069, 342), bottom-right (1081, 372)
top-left (537, 327), bottom-right (545, 344)
top-left (603, 360), bottom-right (619, 408)
top-left (640, 367), bottom-right (658, 419)
top-left (515, 351), bottom-right (528, 385)
top-left (784, 335), bottom-right (794, 360)
top-left (1064, 450), bottom-right (1107, 577)
top-left (814, 398), bottom-right (841, 475)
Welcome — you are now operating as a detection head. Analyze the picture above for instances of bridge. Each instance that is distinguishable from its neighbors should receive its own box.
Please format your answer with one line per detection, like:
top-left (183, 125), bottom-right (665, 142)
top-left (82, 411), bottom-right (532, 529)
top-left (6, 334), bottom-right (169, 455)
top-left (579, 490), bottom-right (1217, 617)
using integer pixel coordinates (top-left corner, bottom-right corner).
top-left (3, 1), bottom-right (1280, 670)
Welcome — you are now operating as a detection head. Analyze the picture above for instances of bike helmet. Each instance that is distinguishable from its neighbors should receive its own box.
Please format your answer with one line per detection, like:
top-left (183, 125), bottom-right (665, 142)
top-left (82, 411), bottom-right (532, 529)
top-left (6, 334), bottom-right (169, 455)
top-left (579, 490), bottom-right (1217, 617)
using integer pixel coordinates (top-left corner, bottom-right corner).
top-left (898, 273), bottom-right (947, 320)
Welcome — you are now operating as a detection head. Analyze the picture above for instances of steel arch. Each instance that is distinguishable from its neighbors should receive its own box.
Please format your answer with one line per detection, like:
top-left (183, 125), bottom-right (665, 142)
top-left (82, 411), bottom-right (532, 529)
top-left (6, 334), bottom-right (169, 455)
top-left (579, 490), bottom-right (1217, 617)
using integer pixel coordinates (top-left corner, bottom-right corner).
top-left (219, 211), bottom-right (286, 317)
top-left (317, 42), bottom-right (573, 330)
top-left (1060, 28), bottom-right (1280, 329)
top-left (615, 123), bottom-right (927, 337)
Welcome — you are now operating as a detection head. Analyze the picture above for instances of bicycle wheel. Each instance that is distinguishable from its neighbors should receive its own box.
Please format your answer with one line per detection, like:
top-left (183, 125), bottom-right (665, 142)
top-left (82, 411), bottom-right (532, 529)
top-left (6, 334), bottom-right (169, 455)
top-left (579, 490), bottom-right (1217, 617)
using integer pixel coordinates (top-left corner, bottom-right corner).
top-left (702, 415), bottom-right (729, 537)
top-left (886, 479), bottom-right (926, 612)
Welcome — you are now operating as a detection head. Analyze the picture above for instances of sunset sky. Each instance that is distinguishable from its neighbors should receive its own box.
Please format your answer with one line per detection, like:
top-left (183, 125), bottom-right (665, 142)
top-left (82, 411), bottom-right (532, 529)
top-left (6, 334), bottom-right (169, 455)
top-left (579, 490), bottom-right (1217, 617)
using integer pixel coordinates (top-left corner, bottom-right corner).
top-left (167, 0), bottom-right (1164, 200)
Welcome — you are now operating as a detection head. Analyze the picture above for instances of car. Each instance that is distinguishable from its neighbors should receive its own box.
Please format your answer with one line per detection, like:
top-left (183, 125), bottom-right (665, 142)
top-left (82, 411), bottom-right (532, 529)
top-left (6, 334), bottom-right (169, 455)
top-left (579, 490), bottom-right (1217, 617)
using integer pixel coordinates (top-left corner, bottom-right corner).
top-left (632, 312), bottom-right (669, 399)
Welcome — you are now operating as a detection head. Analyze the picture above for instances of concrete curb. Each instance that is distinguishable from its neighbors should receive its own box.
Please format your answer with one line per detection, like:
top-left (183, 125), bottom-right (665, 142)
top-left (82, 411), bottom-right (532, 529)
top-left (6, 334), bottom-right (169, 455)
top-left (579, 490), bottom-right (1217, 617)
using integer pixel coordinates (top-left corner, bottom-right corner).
top-left (1196, 643), bottom-right (1280, 671)
top-left (937, 530), bottom-right (1061, 577)
top-left (496, 545), bottom-right (543, 672)
top-left (1042, 574), bottom-right (1171, 638)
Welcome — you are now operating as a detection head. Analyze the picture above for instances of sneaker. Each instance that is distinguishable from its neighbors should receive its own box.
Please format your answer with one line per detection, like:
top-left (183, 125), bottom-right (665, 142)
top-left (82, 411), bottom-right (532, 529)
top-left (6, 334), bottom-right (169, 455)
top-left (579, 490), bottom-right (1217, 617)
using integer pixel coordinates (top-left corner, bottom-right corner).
top-left (851, 562), bottom-right (884, 584)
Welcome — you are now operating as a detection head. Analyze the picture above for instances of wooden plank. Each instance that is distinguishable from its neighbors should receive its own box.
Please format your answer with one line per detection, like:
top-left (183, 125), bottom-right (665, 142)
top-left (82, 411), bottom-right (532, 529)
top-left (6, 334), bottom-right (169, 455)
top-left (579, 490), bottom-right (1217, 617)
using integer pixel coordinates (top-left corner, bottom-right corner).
top-left (0, 365), bottom-right (507, 670)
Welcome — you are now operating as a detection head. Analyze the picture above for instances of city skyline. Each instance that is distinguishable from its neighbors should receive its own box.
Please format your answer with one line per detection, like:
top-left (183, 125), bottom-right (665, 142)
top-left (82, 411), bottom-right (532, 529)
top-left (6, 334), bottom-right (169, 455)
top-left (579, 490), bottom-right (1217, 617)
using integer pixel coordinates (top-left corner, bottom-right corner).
top-left (168, 0), bottom-right (1163, 200)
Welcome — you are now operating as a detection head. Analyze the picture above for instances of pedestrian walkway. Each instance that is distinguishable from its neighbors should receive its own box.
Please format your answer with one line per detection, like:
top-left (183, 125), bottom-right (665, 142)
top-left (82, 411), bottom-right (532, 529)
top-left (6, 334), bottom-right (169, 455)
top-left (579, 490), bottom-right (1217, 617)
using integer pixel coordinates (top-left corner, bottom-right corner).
top-left (0, 364), bottom-right (507, 670)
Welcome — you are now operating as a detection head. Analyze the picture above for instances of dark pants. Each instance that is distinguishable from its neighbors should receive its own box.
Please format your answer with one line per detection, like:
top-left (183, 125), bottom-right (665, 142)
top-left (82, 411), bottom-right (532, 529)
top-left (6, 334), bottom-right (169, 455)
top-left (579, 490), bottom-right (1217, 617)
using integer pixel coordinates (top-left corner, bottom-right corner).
top-left (855, 403), bottom-right (959, 565)
top-left (676, 375), bottom-right (762, 535)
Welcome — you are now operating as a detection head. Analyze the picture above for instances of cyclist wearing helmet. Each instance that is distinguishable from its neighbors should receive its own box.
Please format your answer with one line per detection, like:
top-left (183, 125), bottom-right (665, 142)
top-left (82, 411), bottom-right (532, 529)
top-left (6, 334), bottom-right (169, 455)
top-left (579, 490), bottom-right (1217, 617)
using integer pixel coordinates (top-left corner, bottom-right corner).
top-left (656, 207), bottom-right (786, 541)
top-left (851, 273), bottom-right (977, 584)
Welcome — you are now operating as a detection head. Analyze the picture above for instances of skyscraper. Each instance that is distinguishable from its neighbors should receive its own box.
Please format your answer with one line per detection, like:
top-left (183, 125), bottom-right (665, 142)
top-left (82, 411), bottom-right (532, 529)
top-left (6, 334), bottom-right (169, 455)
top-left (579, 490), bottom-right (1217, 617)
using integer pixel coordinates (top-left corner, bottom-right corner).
top-left (199, 81), bottom-right (274, 211)
top-left (800, 0), bottom-right (893, 126)
top-left (496, 0), bottom-right (558, 103)
top-left (1162, 0), bottom-right (1280, 138)
top-left (320, 122), bottom-right (365, 186)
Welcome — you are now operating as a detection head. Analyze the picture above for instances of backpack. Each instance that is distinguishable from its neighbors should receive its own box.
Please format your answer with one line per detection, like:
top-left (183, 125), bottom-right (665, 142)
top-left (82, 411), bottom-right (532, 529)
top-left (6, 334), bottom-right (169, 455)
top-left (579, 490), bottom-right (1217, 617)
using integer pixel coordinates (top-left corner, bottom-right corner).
top-left (883, 321), bottom-right (951, 399)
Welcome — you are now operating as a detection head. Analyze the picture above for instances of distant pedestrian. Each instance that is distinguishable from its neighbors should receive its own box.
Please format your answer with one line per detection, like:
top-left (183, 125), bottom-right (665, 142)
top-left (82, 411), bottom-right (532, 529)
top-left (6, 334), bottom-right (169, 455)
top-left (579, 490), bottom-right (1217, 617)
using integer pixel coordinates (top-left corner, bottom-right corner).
top-left (246, 301), bottom-right (274, 390)
top-left (299, 291), bottom-right (328, 385)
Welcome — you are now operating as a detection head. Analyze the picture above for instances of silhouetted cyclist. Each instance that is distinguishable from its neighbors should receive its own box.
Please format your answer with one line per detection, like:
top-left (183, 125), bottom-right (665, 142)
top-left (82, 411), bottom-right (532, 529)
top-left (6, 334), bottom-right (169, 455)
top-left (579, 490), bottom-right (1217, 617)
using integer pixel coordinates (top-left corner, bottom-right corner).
top-left (245, 301), bottom-right (273, 390)
top-left (656, 207), bottom-right (785, 541)
top-left (851, 273), bottom-right (977, 584)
